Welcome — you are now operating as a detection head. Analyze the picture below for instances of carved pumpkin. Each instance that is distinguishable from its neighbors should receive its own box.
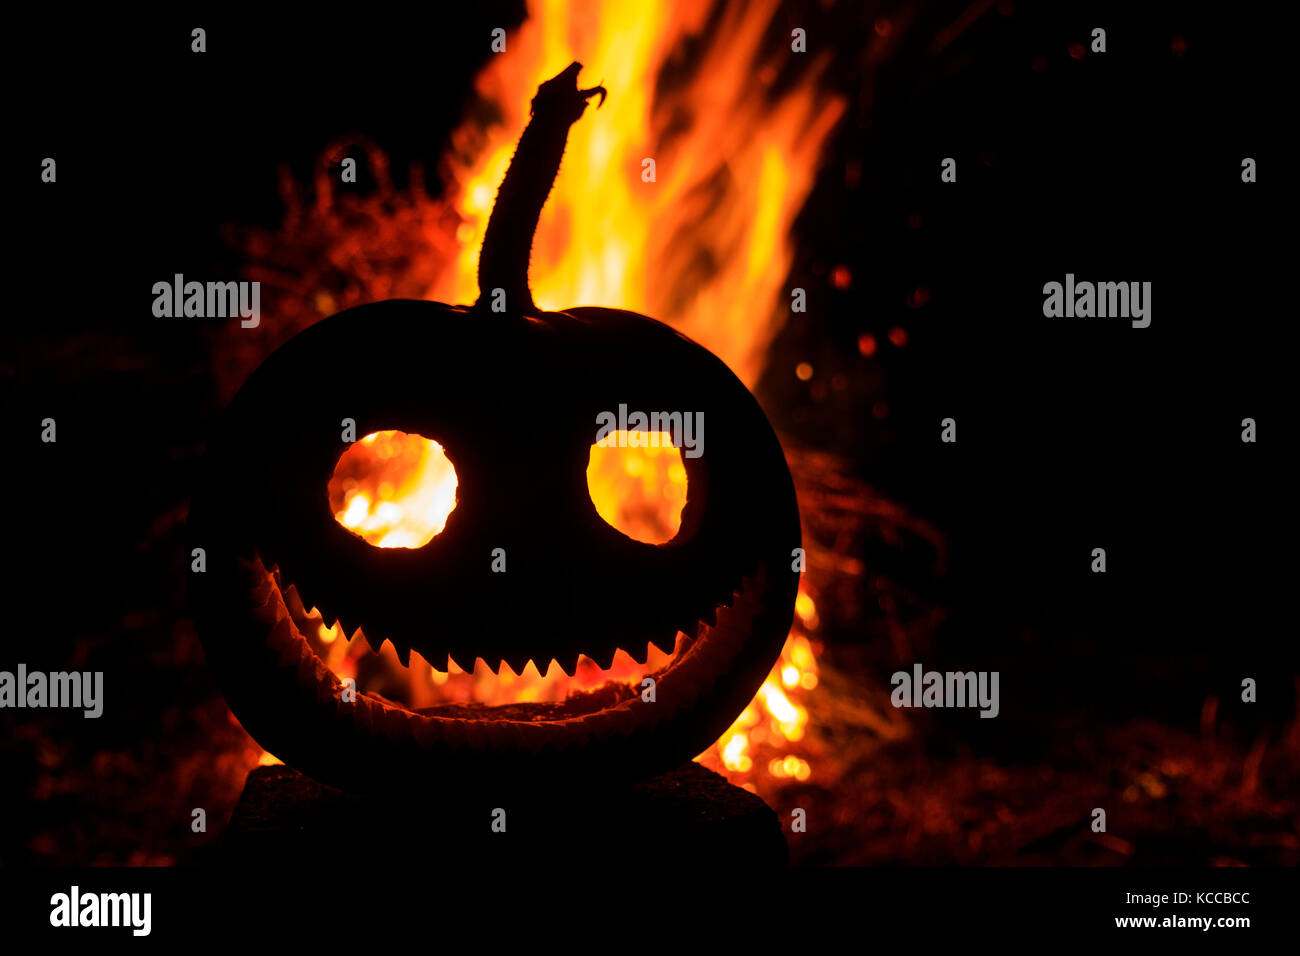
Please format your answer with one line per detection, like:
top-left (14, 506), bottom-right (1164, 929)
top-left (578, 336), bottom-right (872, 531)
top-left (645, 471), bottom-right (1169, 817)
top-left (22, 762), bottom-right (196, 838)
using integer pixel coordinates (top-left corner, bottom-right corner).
top-left (188, 63), bottom-right (800, 792)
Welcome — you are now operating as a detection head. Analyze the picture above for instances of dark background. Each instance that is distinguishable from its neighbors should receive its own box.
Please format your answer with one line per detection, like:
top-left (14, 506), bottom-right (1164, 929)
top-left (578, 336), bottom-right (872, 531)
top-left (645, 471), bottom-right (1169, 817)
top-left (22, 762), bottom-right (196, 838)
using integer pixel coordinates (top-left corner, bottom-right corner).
top-left (3, 1), bottom-right (1292, 865)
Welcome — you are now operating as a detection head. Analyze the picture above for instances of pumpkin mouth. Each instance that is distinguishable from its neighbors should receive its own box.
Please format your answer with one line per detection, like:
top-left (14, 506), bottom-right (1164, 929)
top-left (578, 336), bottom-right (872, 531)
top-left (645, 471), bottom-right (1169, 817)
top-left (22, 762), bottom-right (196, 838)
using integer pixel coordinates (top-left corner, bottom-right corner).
top-left (234, 551), bottom-right (768, 745)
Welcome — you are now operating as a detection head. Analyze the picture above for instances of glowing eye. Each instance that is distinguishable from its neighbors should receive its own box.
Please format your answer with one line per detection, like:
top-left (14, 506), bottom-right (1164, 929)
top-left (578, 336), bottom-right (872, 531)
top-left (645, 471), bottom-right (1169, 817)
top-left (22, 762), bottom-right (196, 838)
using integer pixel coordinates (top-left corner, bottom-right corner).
top-left (586, 430), bottom-right (687, 545)
top-left (328, 430), bottom-right (458, 548)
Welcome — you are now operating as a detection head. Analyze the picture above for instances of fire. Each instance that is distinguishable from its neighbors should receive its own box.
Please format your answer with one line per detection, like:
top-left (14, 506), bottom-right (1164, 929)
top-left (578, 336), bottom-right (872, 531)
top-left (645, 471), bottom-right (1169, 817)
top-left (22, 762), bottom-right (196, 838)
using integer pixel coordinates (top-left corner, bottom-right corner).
top-left (329, 428), bottom-right (688, 547)
top-left (432, 0), bottom-right (846, 388)
top-left (708, 605), bottom-right (819, 784)
top-left (301, 433), bottom-right (692, 704)
top-left (301, 427), bottom-right (826, 791)
top-left (237, 0), bottom-right (846, 793)
top-left (587, 430), bottom-right (688, 543)
top-left (380, 0), bottom-right (839, 787)
top-left (444, 0), bottom-right (842, 785)
top-left (328, 430), bottom-right (459, 548)
top-left (295, 591), bottom-right (678, 710)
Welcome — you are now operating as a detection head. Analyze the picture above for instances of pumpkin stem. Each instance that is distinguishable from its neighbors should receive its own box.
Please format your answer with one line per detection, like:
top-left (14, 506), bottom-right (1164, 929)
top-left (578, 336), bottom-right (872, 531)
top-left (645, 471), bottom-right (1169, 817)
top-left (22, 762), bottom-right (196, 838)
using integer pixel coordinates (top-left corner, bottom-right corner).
top-left (476, 62), bottom-right (606, 313)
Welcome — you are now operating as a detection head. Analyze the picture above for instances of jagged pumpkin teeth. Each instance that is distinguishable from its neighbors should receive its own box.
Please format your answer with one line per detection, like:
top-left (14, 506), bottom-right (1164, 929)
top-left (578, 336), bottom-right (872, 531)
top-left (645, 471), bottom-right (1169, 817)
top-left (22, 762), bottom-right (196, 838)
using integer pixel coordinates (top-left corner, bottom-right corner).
top-left (389, 641), bottom-right (412, 669)
top-left (503, 655), bottom-right (531, 677)
top-left (585, 646), bottom-right (615, 670)
top-left (187, 63), bottom-right (799, 793)
top-left (648, 632), bottom-right (677, 657)
top-left (446, 651), bottom-right (476, 674)
top-left (553, 653), bottom-right (579, 678)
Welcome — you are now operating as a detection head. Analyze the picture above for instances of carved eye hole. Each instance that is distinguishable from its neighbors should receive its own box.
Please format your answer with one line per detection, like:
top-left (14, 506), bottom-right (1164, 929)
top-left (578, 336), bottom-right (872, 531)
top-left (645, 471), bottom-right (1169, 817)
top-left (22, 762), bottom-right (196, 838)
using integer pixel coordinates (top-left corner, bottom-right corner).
top-left (586, 430), bottom-right (688, 545)
top-left (328, 430), bottom-right (459, 548)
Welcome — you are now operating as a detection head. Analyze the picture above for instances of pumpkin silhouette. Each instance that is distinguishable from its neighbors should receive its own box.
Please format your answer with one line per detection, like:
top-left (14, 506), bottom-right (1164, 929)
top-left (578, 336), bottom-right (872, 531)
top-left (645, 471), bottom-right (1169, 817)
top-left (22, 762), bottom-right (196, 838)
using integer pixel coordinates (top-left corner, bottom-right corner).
top-left (188, 63), bottom-right (800, 792)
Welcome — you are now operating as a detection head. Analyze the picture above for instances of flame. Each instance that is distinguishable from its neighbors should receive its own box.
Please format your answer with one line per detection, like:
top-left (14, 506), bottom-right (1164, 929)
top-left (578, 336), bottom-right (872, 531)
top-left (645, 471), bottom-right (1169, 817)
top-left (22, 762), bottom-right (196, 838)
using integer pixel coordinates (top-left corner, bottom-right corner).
top-left (303, 433), bottom-right (690, 705)
top-left (305, 433), bottom-right (826, 788)
top-left (432, 0), bottom-right (846, 388)
top-left (235, 0), bottom-right (845, 793)
top-left (587, 431), bottom-right (688, 543)
top-left (328, 431), bottom-right (459, 548)
top-left (378, 0), bottom-right (839, 786)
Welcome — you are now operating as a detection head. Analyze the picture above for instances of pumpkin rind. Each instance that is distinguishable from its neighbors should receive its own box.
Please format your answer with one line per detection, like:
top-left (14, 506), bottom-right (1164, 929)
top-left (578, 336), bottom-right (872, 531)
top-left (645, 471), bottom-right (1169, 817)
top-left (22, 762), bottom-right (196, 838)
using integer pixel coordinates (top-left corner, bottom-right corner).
top-left (187, 64), bottom-right (800, 793)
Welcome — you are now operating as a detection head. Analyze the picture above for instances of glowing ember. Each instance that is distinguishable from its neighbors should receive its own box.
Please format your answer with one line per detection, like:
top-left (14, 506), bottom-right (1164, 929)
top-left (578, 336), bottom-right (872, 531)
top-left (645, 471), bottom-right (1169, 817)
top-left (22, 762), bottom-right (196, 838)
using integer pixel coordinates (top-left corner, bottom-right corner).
top-left (587, 431), bottom-right (687, 544)
top-left (328, 430), bottom-right (458, 548)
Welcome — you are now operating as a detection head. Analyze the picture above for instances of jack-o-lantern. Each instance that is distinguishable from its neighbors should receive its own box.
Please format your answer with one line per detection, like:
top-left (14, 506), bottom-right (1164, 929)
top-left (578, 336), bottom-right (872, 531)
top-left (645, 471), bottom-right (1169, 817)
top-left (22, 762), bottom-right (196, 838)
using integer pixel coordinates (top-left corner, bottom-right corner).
top-left (188, 63), bottom-right (800, 793)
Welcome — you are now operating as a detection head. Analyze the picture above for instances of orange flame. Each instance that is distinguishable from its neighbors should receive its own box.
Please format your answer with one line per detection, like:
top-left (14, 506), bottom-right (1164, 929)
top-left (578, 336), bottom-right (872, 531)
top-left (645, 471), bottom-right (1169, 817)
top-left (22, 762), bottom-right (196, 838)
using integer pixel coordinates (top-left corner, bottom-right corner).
top-left (252, 0), bottom-right (844, 790)
top-left (432, 0), bottom-right (846, 388)
top-left (587, 431), bottom-right (688, 543)
top-left (329, 431), bottom-right (459, 548)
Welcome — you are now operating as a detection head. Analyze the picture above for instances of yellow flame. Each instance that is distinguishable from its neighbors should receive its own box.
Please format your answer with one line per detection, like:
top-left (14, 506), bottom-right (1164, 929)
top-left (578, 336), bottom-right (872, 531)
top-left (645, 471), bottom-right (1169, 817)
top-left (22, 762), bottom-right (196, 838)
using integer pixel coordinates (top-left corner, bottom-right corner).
top-left (328, 431), bottom-right (459, 548)
top-left (722, 732), bottom-right (752, 773)
top-left (586, 431), bottom-right (687, 543)
top-left (277, 0), bottom-right (842, 789)
top-left (431, 0), bottom-right (846, 388)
